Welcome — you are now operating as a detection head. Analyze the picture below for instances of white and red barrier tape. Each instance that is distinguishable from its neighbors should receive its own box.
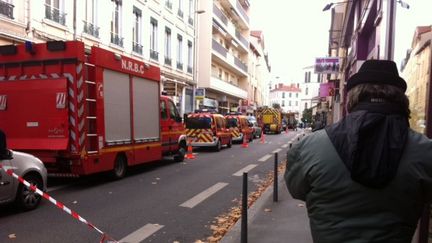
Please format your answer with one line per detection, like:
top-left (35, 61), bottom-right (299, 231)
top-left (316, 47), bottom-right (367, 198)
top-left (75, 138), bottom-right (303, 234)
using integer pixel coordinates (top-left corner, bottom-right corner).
top-left (0, 164), bottom-right (118, 243)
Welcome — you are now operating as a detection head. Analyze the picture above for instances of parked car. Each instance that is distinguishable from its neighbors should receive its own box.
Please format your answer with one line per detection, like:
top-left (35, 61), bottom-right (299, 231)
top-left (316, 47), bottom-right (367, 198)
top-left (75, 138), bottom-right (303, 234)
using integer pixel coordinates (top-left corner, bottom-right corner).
top-left (0, 131), bottom-right (47, 210)
top-left (247, 116), bottom-right (262, 139)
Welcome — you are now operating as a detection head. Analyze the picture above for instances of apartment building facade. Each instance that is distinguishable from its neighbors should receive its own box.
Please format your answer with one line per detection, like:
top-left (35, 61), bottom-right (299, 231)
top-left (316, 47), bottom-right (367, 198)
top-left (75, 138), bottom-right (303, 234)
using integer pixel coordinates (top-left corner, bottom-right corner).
top-left (0, 0), bottom-right (198, 116)
top-left (269, 83), bottom-right (301, 114)
top-left (196, 0), bottom-right (250, 114)
top-left (300, 66), bottom-right (322, 120)
top-left (249, 30), bottom-right (271, 110)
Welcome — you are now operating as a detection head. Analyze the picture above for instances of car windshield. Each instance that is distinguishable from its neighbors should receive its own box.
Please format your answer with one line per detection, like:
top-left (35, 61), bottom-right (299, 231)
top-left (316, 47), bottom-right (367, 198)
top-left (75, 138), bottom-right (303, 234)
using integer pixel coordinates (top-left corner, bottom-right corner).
top-left (186, 117), bottom-right (212, 129)
top-left (247, 116), bottom-right (257, 123)
top-left (226, 118), bottom-right (238, 128)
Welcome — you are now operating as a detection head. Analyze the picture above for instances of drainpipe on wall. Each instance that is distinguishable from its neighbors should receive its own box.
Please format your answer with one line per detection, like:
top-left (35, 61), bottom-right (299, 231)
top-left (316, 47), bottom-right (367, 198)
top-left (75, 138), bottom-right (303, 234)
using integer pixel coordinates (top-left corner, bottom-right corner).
top-left (73, 0), bottom-right (77, 40)
top-left (385, 0), bottom-right (396, 60)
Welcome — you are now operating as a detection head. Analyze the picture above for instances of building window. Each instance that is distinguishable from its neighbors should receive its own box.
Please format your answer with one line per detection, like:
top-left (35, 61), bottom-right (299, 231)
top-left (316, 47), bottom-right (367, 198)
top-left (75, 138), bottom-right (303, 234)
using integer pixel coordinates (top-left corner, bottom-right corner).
top-left (132, 7), bottom-right (142, 54)
top-left (305, 103), bottom-right (308, 109)
top-left (188, 0), bottom-right (193, 25)
top-left (295, 101), bottom-right (298, 106)
top-left (289, 93), bottom-right (292, 98)
top-left (110, 0), bottom-right (123, 47)
top-left (165, 0), bottom-right (172, 9)
top-left (177, 0), bottom-right (183, 18)
top-left (306, 87), bottom-right (309, 95)
top-left (150, 17), bottom-right (158, 60)
top-left (177, 34), bottom-right (183, 70)
top-left (296, 93), bottom-right (298, 98)
top-left (289, 101), bottom-right (291, 106)
top-left (0, 0), bottom-right (14, 19)
top-left (282, 100), bottom-right (285, 107)
top-left (282, 92), bottom-right (285, 98)
top-left (83, 0), bottom-right (99, 37)
top-left (164, 27), bottom-right (172, 65)
top-left (218, 68), bottom-right (222, 79)
top-left (187, 40), bottom-right (193, 73)
top-left (45, 0), bottom-right (66, 25)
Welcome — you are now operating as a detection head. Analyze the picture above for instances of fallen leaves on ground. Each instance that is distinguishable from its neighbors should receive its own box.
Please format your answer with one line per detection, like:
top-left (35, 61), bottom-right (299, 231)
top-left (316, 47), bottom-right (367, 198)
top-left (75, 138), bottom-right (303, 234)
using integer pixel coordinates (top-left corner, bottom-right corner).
top-left (198, 161), bottom-right (287, 243)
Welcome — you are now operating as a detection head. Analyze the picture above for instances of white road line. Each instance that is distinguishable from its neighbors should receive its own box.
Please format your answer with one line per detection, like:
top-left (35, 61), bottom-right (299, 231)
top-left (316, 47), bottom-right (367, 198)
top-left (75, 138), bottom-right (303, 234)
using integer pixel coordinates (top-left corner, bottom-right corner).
top-left (120, 223), bottom-right (164, 243)
top-left (180, 182), bottom-right (228, 208)
top-left (233, 164), bottom-right (258, 176)
top-left (272, 148), bottom-right (282, 153)
top-left (282, 144), bottom-right (288, 148)
top-left (258, 154), bottom-right (272, 162)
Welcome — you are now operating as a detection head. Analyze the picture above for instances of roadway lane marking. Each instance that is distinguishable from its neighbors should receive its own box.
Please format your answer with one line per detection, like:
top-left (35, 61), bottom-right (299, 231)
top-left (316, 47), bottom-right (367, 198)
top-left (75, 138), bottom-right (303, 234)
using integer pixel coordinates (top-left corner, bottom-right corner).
top-left (120, 223), bottom-right (164, 243)
top-left (180, 182), bottom-right (228, 208)
top-left (282, 144), bottom-right (289, 148)
top-left (258, 154), bottom-right (272, 162)
top-left (233, 164), bottom-right (258, 176)
top-left (272, 148), bottom-right (282, 153)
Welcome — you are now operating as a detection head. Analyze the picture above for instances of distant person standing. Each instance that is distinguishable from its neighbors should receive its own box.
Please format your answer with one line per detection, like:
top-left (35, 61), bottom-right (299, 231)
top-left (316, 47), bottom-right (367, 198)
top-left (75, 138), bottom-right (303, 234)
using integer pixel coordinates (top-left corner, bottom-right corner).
top-left (285, 60), bottom-right (432, 243)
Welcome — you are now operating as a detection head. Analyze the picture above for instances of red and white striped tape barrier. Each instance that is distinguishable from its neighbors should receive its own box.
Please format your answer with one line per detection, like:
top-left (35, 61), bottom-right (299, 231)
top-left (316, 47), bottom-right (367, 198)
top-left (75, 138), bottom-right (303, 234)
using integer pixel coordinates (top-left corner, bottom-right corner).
top-left (0, 164), bottom-right (118, 243)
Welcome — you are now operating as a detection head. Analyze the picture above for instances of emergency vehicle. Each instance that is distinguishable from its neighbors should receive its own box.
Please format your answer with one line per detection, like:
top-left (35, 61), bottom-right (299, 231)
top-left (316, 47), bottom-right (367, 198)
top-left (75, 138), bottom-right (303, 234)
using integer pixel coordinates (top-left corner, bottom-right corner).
top-left (185, 111), bottom-right (232, 151)
top-left (225, 113), bottom-right (253, 143)
top-left (0, 41), bottom-right (186, 178)
top-left (256, 107), bottom-right (283, 134)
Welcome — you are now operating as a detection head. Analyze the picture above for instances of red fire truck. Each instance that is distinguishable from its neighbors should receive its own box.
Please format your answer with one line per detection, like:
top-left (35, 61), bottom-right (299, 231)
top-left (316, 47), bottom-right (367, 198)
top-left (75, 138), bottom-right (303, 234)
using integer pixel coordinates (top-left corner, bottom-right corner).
top-left (0, 41), bottom-right (186, 178)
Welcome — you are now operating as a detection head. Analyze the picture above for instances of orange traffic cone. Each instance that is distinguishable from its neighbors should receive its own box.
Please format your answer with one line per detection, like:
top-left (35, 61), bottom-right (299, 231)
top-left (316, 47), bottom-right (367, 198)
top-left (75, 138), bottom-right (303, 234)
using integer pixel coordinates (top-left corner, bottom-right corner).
top-left (260, 131), bottom-right (265, 144)
top-left (185, 139), bottom-right (195, 159)
top-left (242, 134), bottom-right (249, 148)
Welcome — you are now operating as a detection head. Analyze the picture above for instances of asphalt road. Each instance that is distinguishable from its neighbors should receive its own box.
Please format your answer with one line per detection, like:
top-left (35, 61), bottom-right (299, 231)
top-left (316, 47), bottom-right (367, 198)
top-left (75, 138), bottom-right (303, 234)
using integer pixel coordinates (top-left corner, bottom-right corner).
top-left (0, 130), bottom-right (303, 243)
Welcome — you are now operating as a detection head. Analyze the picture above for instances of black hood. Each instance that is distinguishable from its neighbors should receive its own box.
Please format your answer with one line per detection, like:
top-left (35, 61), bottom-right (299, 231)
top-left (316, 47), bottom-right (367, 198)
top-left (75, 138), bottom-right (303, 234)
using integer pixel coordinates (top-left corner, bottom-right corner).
top-left (325, 102), bottom-right (409, 188)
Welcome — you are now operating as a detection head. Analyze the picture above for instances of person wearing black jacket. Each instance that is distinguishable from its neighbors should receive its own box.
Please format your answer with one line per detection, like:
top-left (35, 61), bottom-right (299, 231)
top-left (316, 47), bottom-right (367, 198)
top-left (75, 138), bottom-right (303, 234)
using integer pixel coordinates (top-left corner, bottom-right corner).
top-left (285, 60), bottom-right (432, 243)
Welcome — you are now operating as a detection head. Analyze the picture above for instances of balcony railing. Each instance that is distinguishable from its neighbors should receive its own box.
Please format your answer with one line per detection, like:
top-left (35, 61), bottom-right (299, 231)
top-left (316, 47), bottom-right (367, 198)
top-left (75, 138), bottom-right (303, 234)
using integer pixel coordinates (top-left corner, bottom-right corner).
top-left (164, 56), bottom-right (172, 66)
top-left (213, 3), bottom-right (228, 26)
top-left (188, 16), bottom-right (193, 25)
top-left (110, 32), bottom-right (124, 47)
top-left (150, 49), bottom-right (159, 60)
top-left (212, 39), bottom-right (227, 57)
top-left (0, 1), bottom-right (14, 19)
top-left (165, 1), bottom-right (172, 9)
top-left (177, 9), bottom-right (183, 18)
top-left (176, 62), bottom-right (183, 70)
top-left (45, 5), bottom-right (66, 25)
top-left (235, 0), bottom-right (249, 24)
top-left (83, 21), bottom-right (99, 38)
top-left (187, 66), bottom-right (192, 74)
top-left (133, 42), bottom-right (143, 54)
top-left (234, 56), bottom-right (247, 73)
top-left (235, 30), bottom-right (248, 48)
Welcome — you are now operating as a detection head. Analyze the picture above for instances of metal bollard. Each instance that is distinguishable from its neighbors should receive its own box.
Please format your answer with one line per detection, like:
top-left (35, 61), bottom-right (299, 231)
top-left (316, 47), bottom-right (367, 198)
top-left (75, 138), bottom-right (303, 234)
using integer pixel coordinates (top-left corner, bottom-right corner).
top-left (273, 152), bottom-right (278, 202)
top-left (241, 172), bottom-right (248, 243)
top-left (289, 142), bottom-right (292, 148)
top-left (297, 136), bottom-right (300, 141)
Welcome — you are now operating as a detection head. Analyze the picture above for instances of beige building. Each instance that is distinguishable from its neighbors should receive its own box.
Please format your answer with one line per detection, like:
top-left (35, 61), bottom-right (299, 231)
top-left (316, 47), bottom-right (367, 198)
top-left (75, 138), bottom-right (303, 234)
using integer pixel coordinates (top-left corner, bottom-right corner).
top-left (196, 0), bottom-right (250, 114)
top-left (401, 26), bottom-right (432, 135)
top-left (0, 0), bottom-right (198, 116)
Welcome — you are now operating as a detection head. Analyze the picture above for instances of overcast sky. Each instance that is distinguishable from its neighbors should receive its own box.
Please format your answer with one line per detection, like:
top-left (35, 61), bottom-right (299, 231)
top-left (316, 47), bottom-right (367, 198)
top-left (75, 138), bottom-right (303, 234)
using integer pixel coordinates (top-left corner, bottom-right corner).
top-left (250, 0), bottom-right (432, 84)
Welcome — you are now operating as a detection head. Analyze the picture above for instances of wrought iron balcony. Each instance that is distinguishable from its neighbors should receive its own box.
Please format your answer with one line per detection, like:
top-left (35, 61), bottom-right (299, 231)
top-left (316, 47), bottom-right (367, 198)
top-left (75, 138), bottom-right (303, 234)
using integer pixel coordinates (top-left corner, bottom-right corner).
top-left (213, 3), bottom-right (227, 26)
top-left (188, 16), bottom-right (193, 25)
top-left (176, 62), bottom-right (183, 70)
top-left (83, 21), bottom-right (99, 38)
top-left (235, 30), bottom-right (248, 48)
top-left (212, 39), bottom-right (227, 57)
top-left (0, 0), bottom-right (14, 19)
top-left (187, 66), bottom-right (192, 74)
top-left (165, 1), bottom-right (172, 9)
top-left (45, 5), bottom-right (66, 25)
top-left (110, 32), bottom-right (124, 47)
top-left (133, 42), bottom-right (143, 54)
top-left (234, 56), bottom-right (248, 73)
top-left (177, 9), bottom-right (183, 18)
top-left (150, 49), bottom-right (159, 60)
top-left (164, 56), bottom-right (172, 66)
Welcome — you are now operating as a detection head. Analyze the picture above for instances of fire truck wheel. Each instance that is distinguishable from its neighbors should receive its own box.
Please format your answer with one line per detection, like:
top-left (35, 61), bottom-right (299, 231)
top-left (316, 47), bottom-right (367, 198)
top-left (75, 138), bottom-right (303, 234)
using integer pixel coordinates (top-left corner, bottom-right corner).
top-left (111, 155), bottom-right (127, 179)
top-left (174, 144), bottom-right (186, 162)
top-left (227, 138), bottom-right (232, 148)
top-left (214, 140), bottom-right (222, 152)
top-left (15, 174), bottom-right (43, 211)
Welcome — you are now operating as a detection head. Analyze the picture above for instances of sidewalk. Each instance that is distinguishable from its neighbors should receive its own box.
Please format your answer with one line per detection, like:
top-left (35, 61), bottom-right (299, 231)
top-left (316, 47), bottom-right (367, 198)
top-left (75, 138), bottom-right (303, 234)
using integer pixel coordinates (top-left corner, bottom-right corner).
top-left (220, 170), bottom-right (313, 243)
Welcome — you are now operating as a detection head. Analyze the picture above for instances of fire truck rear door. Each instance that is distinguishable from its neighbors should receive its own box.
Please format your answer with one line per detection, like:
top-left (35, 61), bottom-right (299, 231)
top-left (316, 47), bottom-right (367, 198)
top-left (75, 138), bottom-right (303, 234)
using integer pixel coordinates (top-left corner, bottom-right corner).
top-left (0, 78), bottom-right (69, 150)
